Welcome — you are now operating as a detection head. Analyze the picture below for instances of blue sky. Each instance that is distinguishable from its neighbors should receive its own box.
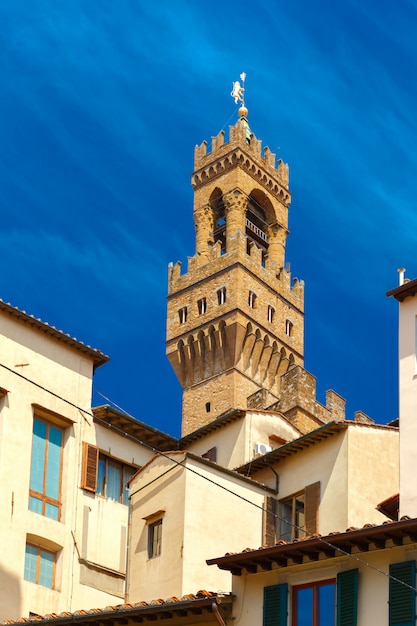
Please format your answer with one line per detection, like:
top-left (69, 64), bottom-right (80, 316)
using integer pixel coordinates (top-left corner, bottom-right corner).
top-left (1, 0), bottom-right (416, 435)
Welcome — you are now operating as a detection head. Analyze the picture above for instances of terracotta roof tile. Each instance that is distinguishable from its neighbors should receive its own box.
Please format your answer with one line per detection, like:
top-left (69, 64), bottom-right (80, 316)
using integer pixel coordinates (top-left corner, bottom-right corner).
top-left (207, 517), bottom-right (417, 574)
top-left (0, 298), bottom-right (109, 368)
top-left (2, 592), bottom-right (232, 625)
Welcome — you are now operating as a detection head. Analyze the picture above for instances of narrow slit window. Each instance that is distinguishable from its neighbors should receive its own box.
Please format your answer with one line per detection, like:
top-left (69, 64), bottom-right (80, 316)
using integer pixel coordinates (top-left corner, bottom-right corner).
top-left (217, 287), bottom-right (226, 305)
top-left (148, 519), bottom-right (163, 558)
top-left (197, 298), bottom-right (207, 315)
top-left (286, 319), bottom-right (293, 336)
top-left (178, 307), bottom-right (187, 324)
top-left (268, 306), bottom-right (275, 323)
top-left (248, 291), bottom-right (257, 308)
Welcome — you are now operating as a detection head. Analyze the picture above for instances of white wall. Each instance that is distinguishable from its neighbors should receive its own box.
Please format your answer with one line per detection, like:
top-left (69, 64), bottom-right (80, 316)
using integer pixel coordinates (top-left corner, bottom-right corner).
top-left (398, 296), bottom-right (417, 517)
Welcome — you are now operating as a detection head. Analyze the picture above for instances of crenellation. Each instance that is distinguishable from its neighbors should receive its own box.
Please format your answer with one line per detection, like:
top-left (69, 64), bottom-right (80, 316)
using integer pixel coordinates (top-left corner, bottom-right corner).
top-left (194, 140), bottom-right (207, 164)
top-left (263, 146), bottom-right (276, 170)
top-left (278, 159), bottom-right (289, 186)
top-left (168, 260), bottom-right (182, 291)
top-left (212, 130), bottom-right (225, 152)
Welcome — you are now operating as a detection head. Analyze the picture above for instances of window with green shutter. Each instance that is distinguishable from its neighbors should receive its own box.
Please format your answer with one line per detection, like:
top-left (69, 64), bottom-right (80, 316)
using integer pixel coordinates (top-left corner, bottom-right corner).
top-left (336, 569), bottom-right (358, 626)
top-left (263, 583), bottom-right (288, 626)
top-left (389, 560), bottom-right (416, 626)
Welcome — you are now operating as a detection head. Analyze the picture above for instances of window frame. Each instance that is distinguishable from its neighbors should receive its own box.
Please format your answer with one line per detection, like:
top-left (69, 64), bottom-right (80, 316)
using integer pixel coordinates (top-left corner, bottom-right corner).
top-left (248, 290), bottom-right (257, 308)
top-left (24, 543), bottom-right (57, 589)
top-left (178, 307), bottom-right (188, 324)
top-left (148, 518), bottom-right (163, 559)
top-left (97, 453), bottom-right (135, 505)
top-left (277, 482), bottom-right (320, 542)
top-left (29, 416), bottom-right (64, 521)
top-left (292, 578), bottom-right (336, 626)
top-left (217, 287), bottom-right (226, 305)
top-left (197, 297), bottom-right (207, 315)
top-left (279, 491), bottom-right (306, 542)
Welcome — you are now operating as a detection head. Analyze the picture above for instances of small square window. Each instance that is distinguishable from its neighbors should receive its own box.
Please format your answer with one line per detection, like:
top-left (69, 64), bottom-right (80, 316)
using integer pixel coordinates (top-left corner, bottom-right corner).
top-left (148, 519), bottom-right (163, 558)
top-left (197, 298), bottom-right (207, 315)
top-left (178, 307), bottom-right (187, 324)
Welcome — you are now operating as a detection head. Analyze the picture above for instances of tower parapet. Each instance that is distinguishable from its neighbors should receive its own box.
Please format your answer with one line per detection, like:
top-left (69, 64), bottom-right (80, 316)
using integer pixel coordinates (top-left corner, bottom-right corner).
top-left (167, 108), bottom-right (305, 435)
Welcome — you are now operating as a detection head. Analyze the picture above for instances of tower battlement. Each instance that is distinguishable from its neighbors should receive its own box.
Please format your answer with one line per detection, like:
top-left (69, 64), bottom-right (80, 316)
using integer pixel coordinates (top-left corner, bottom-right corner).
top-left (167, 231), bottom-right (304, 312)
top-left (193, 121), bottom-right (289, 189)
top-left (167, 111), bottom-right (306, 434)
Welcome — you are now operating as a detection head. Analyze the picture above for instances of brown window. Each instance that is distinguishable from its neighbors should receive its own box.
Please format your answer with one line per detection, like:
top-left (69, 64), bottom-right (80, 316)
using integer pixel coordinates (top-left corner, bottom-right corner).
top-left (81, 443), bottom-right (136, 506)
top-left (292, 579), bottom-right (335, 626)
top-left (148, 518), bottom-right (163, 558)
top-left (81, 442), bottom-right (99, 492)
top-left (263, 495), bottom-right (277, 547)
top-left (278, 482), bottom-right (320, 542)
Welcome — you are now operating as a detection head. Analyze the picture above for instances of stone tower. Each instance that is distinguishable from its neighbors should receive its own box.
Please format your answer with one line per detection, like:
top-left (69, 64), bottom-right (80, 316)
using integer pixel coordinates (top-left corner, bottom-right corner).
top-left (166, 108), bottom-right (305, 436)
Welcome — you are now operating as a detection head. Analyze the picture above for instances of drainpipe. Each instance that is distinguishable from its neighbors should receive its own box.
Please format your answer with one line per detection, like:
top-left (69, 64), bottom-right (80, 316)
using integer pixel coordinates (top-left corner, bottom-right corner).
top-left (266, 462), bottom-right (279, 494)
top-left (212, 596), bottom-right (227, 626)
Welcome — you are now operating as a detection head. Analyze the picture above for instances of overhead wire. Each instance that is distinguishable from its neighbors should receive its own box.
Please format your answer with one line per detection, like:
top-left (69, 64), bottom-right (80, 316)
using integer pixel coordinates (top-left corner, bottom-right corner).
top-left (0, 360), bottom-right (414, 592)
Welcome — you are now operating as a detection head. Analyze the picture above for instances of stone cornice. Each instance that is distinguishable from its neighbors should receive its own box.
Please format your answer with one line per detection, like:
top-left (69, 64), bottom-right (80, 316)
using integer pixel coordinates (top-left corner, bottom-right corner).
top-left (192, 147), bottom-right (291, 206)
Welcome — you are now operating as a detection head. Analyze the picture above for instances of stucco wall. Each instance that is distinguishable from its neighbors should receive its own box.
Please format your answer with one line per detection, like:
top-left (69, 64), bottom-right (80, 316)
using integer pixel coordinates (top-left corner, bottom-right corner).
top-left (398, 296), bottom-right (417, 517)
top-left (127, 453), bottom-right (268, 602)
top-left (228, 545), bottom-right (417, 626)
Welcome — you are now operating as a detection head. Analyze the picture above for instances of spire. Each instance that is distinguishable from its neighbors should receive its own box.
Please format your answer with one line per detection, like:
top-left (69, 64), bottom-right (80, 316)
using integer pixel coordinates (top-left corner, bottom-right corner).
top-left (230, 72), bottom-right (250, 143)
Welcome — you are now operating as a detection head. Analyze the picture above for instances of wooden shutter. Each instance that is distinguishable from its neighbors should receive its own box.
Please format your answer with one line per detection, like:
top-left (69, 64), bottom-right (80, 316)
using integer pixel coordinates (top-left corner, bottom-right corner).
top-left (81, 442), bottom-right (98, 492)
top-left (263, 583), bottom-right (287, 626)
top-left (263, 496), bottom-right (277, 546)
top-left (389, 560), bottom-right (416, 626)
top-left (336, 568), bottom-right (358, 626)
top-left (305, 481), bottom-right (320, 534)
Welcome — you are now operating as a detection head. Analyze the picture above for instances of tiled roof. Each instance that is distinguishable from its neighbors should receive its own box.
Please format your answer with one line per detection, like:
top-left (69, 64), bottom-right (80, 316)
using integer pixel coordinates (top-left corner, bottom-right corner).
top-left (128, 450), bottom-right (275, 493)
top-left (235, 420), bottom-right (398, 476)
top-left (0, 299), bottom-right (109, 368)
top-left (180, 407), bottom-right (302, 446)
top-left (1, 592), bottom-right (233, 625)
top-left (387, 277), bottom-right (417, 301)
top-left (207, 518), bottom-right (417, 575)
top-left (92, 405), bottom-right (178, 451)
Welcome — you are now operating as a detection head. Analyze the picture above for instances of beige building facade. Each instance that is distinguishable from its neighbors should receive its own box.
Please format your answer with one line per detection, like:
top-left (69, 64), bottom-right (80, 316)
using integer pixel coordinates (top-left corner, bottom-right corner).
top-left (208, 518), bottom-right (417, 626)
top-left (388, 276), bottom-right (417, 519)
top-left (0, 301), bottom-right (172, 619)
